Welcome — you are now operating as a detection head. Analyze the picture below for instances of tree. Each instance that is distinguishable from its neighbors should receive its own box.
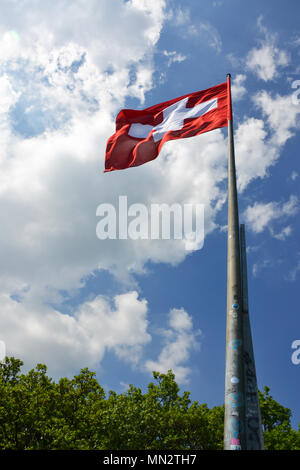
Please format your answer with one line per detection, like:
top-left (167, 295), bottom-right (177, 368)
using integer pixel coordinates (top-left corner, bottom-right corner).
top-left (0, 356), bottom-right (299, 450)
top-left (259, 386), bottom-right (300, 450)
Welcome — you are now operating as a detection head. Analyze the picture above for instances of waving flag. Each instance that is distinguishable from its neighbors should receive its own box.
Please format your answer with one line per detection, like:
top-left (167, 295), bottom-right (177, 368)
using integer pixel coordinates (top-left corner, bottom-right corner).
top-left (104, 81), bottom-right (229, 172)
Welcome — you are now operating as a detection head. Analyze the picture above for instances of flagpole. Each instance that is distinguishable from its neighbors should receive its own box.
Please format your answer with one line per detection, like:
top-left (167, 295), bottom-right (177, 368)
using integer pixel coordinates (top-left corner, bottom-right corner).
top-left (224, 73), bottom-right (246, 450)
top-left (240, 224), bottom-right (264, 450)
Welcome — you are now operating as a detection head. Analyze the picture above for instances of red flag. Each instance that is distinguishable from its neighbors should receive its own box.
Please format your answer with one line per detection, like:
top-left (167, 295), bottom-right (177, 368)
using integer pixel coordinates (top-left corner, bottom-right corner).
top-left (105, 81), bottom-right (228, 172)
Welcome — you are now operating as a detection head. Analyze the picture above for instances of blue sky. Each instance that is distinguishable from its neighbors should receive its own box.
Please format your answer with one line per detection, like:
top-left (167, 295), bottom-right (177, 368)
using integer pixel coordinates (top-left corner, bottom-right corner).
top-left (0, 0), bottom-right (299, 429)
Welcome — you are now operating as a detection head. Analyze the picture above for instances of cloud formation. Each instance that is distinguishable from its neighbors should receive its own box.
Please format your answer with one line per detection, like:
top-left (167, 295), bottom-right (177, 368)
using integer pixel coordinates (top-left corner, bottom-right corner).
top-left (145, 308), bottom-right (201, 384)
top-left (235, 87), bottom-right (300, 190)
top-left (243, 195), bottom-right (299, 238)
top-left (231, 74), bottom-right (247, 102)
top-left (0, 2), bottom-right (299, 380)
top-left (0, 0), bottom-right (228, 379)
top-left (0, 290), bottom-right (150, 378)
top-left (246, 17), bottom-right (289, 81)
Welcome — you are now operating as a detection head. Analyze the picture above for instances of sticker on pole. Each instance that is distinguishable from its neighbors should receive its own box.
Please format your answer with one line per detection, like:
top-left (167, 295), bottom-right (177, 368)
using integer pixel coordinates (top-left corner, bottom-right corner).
top-left (231, 376), bottom-right (240, 384)
top-left (231, 438), bottom-right (241, 450)
top-left (229, 339), bottom-right (242, 350)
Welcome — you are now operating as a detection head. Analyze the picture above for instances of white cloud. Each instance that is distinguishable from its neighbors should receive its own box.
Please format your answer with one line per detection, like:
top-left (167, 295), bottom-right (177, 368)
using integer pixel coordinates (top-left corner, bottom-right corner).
top-left (0, 0), bottom-right (166, 370)
top-left (129, 0), bottom-right (166, 45)
top-left (271, 225), bottom-right (292, 240)
top-left (163, 50), bottom-right (187, 67)
top-left (243, 195), bottom-right (299, 238)
top-left (247, 43), bottom-right (289, 81)
top-left (246, 17), bottom-right (290, 82)
top-left (252, 258), bottom-right (282, 277)
top-left (172, 11), bottom-right (222, 54)
top-left (0, 0), bottom-right (169, 291)
top-left (167, 6), bottom-right (191, 27)
top-left (244, 201), bottom-right (277, 233)
top-left (246, 16), bottom-right (290, 82)
top-left (235, 86), bottom-right (300, 191)
top-left (0, 119), bottom-right (229, 294)
top-left (0, 291), bottom-right (150, 377)
top-left (0, 0), bottom-right (165, 69)
top-left (253, 90), bottom-right (300, 146)
top-left (227, 52), bottom-right (243, 70)
top-left (0, 2), bottom-right (297, 379)
top-left (246, 17), bottom-right (289, 81)
top-left (145, 308), bottom-right (201, 384)
top-left (235, 117), bottom-right (277, 191)
top-left (231, 74), bottom-right (247, 101)
top-left (290, 171), bottom-right (298, 181)
top-left (0, 0), bottom-right (230, 292)
top-left (285, 254), bottom-right (300, 281)
top-left (0, 0), bottom-right (232, 377)
top-left (0, 74), bottom-right (20, 114)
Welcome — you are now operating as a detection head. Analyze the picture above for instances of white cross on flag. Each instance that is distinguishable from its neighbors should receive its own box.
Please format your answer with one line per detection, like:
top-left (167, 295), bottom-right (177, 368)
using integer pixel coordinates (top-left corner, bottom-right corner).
top-left (105, 81), bottom-right (229, 172)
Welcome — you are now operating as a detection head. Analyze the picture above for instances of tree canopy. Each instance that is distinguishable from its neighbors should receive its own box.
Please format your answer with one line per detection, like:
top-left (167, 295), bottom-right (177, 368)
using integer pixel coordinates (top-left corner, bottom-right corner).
top-left (0, 357), bottom-right (299, 450)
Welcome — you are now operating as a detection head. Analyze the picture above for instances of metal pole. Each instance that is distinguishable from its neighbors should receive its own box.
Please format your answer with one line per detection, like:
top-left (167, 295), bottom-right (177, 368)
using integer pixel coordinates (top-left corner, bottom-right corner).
top-left (240, 224), bottom-right (264, 450)
top-left (224, 74), bottom-right (246, 450)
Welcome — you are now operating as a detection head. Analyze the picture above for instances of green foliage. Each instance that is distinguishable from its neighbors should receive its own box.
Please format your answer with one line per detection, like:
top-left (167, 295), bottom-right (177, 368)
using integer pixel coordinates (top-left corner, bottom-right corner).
top-left (0, 357), bottom-right (299, 450)
top-left (258, 386), bottom-right (300, 450)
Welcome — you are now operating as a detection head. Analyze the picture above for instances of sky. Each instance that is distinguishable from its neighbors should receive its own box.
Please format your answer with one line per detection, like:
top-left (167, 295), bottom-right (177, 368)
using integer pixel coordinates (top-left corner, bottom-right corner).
top-left (0, 0), bottom-right (299, 429)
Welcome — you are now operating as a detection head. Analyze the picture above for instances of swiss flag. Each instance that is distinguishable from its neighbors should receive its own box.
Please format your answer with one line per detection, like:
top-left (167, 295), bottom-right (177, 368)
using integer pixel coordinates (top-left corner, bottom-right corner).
top-left (104, 81), bottom-right (229, 172)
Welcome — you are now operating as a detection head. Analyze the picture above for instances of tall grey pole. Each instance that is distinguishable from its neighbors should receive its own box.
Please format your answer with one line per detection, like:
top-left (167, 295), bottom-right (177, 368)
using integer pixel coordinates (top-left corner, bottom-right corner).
top-left (224, 74), bottom-right (246, 450)
top-left (240, 224), bottom-right (264, 449)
